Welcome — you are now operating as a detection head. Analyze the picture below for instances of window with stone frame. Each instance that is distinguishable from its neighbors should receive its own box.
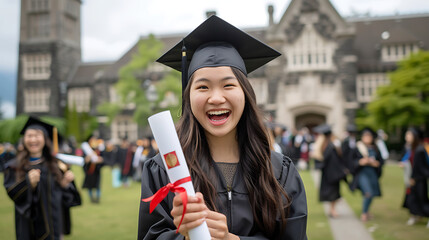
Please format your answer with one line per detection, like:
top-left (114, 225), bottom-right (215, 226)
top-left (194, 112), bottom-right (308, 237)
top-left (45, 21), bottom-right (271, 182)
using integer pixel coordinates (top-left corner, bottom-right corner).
top-left (68, 87), bottom-right (91, 112)
top-left (287, 24), bottom-right (335, 72)
top-left (111, 116), bottom-right (138, 143)
top-left (22, 53), bottom-right (51, 80)
top-left (381, 43), bottom-right (419, 62)
top-left (64, 15), bottom-right (77, 41)
top-left (24, 88), bottom-right (50, 112)
top-left (65, 0), bottom-right (79, 18)
top-left (28, 0), bottom-right (49, 12)
top-left (28, 13), bottom-right (50, 38)
top-left (356, 73), bottom-right (389, 103)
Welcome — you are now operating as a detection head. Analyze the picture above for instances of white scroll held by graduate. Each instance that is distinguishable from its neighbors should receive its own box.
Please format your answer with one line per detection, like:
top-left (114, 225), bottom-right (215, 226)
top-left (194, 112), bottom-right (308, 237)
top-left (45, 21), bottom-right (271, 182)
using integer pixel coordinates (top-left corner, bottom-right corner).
top-left (81, 142), bottom-right (99, 162)
top-left (56, 153), bottom-right (84, 166)
top-left (143, 110), bottom-right (211, 240)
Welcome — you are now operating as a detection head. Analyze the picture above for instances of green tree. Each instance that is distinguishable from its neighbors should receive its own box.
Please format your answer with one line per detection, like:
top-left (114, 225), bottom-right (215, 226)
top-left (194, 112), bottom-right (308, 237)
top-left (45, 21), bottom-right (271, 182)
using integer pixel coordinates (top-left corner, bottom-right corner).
top-left (356, 51), bottom-right (429, 131)
top-left (65, 104), bottom-right (98, 144)
top-left (0, 98), bottom-right (4, 120)
top-left (97, 34), bottom-right (181, 126)
top-left (0, 115), bottom-right (65, 144)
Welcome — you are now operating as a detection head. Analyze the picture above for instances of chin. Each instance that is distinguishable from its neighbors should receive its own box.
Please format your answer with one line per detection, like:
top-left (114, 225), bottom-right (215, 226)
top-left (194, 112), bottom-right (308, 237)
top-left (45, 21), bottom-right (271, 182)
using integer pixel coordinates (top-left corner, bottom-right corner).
top-left (206, 128), bottom-right (234, 138)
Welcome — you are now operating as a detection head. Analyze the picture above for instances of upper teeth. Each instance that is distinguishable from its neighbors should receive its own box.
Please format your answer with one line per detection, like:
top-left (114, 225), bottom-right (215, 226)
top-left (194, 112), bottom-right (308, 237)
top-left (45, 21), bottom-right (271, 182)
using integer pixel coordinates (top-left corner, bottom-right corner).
top-left (208, 110), bottom-right (229, 115)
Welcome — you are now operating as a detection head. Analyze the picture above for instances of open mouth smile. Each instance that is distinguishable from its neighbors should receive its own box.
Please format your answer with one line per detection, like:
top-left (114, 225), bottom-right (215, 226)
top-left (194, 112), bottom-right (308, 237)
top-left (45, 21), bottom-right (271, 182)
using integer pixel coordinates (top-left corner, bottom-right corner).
top-left (207, 110), bottom-right (231, 125)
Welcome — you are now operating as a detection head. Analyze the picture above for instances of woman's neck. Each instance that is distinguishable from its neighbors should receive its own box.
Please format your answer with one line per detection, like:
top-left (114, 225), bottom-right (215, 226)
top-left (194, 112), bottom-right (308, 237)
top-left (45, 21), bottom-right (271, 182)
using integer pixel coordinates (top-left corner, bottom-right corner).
top-left (205, 130), bottom-right (240, 163)
top-left (29, 152), bottom-right (42, 158)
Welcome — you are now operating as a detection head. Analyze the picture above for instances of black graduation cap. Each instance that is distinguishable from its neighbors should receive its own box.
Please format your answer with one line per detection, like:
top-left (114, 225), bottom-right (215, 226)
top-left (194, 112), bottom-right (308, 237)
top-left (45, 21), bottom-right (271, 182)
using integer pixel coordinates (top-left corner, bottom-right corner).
top-left (20, 116), bottom-right (60, 153)
top-left (313, 124), bottom-right (332, 135)
top-left (21, 116), bottom-right (54, 140)
top-left (360, 127), bottom-right (377, 139)
top-left (346, 124), bottom-right (358, 133)
top-left (408, 127), bottom-right (424, 140)
top-left (157, 15), bottom-right (281, 91)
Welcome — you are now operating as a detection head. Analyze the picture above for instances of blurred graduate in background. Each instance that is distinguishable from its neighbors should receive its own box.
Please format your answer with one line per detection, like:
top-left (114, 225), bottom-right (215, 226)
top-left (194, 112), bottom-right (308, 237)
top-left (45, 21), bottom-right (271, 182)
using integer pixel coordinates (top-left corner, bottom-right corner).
top-left (349, 127), bottom-right (384, 222)
top-left (3, 116), bottom-right (81, 239)
top-left (81, 135), bottom-right (104, 203)
top-left (402, 128), bottom-right (429, 227)
top-left (312, 124), bottom-right (348, 218)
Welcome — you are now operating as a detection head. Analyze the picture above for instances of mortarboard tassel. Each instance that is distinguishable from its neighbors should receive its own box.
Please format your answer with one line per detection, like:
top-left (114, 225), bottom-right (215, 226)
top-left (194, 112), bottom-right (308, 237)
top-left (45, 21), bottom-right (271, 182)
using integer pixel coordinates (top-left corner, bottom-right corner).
top-left (181, 44), bottom-right (187, 93)
top-left (53, 127), bottom-right (59, 154)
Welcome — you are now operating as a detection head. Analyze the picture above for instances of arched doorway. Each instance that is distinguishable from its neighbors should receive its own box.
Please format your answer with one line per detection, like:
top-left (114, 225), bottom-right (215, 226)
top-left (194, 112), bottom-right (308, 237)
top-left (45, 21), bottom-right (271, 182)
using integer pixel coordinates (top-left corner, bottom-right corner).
top-left (288, 104), bottom-right (331, 132)
top-left (295, 113), bottom-right (326, 132)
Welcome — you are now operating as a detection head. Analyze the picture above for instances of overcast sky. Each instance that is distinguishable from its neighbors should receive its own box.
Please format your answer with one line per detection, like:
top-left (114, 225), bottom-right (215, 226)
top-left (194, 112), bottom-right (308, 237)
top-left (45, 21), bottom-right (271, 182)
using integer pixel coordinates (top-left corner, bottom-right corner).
top-left (1, 0), bottom-right (429, 118)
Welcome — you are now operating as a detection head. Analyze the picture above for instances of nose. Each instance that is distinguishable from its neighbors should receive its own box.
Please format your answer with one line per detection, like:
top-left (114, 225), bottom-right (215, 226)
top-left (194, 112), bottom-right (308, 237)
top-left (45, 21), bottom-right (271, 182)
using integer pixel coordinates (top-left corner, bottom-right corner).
top-left (207, 88), bottom-right (226, 105)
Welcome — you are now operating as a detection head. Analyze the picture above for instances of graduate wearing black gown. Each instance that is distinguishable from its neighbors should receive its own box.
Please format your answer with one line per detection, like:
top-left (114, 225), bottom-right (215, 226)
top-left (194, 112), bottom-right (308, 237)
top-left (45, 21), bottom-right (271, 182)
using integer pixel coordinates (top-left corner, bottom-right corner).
top-left (3, 117), bottom-right (81, 240)
top-left (138, 16), bottom-right (307, 240)
top-left (402, 128), bottom-right (429, 226)
top-left (138, 152), bottom-right (307, 239)
top-left (313, 125), bottom-right (347, 218)
top-left (341, 124), bottom-right (358, 172)
top-left (82, 136), bottom-right (104, 203)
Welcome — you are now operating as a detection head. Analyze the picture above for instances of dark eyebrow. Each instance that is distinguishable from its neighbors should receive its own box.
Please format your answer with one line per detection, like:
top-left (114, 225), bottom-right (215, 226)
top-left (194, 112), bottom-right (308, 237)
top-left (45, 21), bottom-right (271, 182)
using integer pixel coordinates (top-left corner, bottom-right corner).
top-left (193, 76), bottom-right (237, 84)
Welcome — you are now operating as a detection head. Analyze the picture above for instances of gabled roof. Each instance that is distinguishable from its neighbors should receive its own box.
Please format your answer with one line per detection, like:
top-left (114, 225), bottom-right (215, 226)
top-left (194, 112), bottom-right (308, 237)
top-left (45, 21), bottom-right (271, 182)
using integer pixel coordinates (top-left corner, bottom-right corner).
top-left (271, 0), bottom-right (354, 41)
top-left (380, 25), bottom-right (420, 44)
top-left (349, 13), bottom-right (429, 71)
top-left (69, 62), bottom-right (112, 86)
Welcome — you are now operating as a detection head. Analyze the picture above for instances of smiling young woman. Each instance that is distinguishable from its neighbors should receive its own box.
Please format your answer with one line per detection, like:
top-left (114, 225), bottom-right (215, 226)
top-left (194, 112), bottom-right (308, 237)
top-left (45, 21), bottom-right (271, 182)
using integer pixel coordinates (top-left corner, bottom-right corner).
top-left (23, 128), bottom-right (45, 158)
top-left (138, 16), bottom-right (308, 240)
top-left (190, 66), bottom-right (245, 141)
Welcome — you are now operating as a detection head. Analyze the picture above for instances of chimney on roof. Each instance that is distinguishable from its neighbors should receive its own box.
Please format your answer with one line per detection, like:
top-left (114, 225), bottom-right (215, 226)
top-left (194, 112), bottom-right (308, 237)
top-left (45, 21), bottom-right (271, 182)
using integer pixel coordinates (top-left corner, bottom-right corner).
top-left (268, 5), bottom-right (274, 26)
top-left (206, 11), bottom-right (216, 18)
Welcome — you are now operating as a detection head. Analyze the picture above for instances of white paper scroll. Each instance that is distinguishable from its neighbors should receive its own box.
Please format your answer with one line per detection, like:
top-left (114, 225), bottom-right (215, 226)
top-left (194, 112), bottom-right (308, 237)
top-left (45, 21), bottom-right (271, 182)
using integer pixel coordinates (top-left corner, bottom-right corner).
top-left (133, 146), bottom-right (144, 168)
top-left (148, 111), bottom-right (211, 240)
top-left (81, 142), bottom-right (98, 162)
top-left (56, 153), bottom-right (84, 166)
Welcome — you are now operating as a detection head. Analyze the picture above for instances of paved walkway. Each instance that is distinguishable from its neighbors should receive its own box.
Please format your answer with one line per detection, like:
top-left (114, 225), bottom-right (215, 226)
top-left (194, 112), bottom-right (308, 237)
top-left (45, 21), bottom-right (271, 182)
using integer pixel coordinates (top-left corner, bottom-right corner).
top-left (311, 170), bottom-right (373, 240)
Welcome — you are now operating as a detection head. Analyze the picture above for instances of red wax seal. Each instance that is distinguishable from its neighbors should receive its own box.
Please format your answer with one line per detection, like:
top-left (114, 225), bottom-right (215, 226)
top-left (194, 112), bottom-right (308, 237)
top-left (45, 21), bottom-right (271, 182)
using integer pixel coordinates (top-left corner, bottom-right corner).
top-left (164, 151), bottom-right (180, 169)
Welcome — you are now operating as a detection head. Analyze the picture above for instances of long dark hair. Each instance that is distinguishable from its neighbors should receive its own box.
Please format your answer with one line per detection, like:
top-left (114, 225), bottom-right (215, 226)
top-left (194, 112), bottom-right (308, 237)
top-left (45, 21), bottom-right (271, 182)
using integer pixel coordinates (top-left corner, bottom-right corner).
top-left (408, 127), bottom-right (423, 151)
top-left (16, 130), bottom-right (62, 183)
top-left (177, 67), bottom-right (290, 236)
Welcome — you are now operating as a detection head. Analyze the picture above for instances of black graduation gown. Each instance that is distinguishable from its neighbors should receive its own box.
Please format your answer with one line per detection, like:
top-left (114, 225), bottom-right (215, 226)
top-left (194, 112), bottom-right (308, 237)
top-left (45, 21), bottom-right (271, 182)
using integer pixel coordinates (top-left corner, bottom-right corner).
top-left (116, 146), bottom-right (134, 178)
top-left (403, 145), bottom-right (429, 217)
top-left (82, 151), bottom-right (104, 189)
top-left (103, 149), bottom-right (117, 167)
top-left (138, 151), bottom-right (308, 240)
top-left (1, 151), bottom-right (16, 172)
top-left (3, 159), bottom-right (81, 240)
top-left (319, 143), bottom-right (347, 202)
top-left (341, 136), bottom-right (356, 172)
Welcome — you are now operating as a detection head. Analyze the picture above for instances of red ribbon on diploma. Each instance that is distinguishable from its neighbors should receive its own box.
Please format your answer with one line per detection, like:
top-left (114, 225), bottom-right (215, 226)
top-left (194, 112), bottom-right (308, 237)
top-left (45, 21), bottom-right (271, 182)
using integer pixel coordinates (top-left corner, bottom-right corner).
top-left (142, 176), bottom-right (192, 233)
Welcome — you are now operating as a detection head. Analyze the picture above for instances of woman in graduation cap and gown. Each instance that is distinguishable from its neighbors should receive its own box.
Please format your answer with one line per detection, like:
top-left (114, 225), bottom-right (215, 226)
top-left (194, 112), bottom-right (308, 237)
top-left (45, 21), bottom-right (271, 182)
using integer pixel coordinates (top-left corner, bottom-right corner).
top-left (312, 124), bottom-right (348, 218)
top-left (3, 116), bottom-right (81, 239)
top-left (138, 16), bottom-right (307, 240)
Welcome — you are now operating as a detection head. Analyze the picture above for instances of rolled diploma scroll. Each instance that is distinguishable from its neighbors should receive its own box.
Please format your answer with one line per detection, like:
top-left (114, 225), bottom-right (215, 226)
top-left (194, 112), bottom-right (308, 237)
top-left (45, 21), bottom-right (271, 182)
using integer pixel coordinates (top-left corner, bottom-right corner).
top-left (56, 153), bottom-right (84, 166)
top-left (148, 111), bottom-right (211, 240)
top-left (81, 142), bottom-right (99, 162)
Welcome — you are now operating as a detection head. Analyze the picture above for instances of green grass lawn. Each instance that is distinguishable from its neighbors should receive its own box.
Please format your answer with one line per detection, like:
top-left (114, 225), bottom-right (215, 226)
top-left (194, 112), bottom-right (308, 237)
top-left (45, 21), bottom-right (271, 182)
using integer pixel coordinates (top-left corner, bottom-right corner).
top-left (299, 170), bottom-right (334, 240)
top-left (3, 164), bottom-right (424, 240)
top-left (1, 166), bottom-right (141, 240)
top-left (1, 165), bottom-right (332, 239)
top-left (341, 164), bottom-right (429, 240)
